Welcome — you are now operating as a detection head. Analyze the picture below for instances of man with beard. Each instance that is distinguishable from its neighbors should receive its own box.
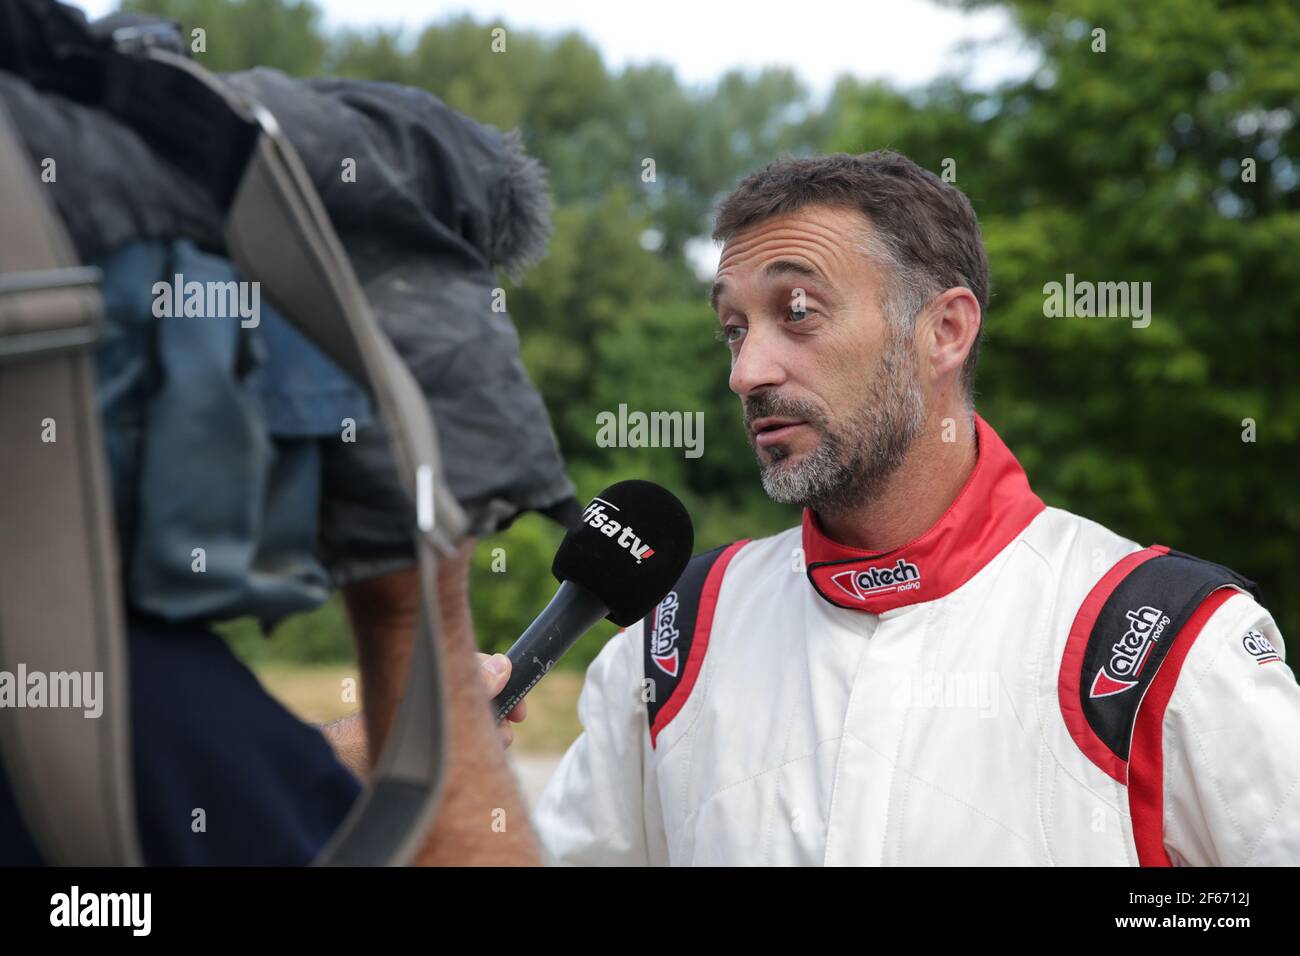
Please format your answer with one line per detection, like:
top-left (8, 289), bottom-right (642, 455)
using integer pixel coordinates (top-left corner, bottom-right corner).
top-left (530, 151), bottom-right (1300, 866)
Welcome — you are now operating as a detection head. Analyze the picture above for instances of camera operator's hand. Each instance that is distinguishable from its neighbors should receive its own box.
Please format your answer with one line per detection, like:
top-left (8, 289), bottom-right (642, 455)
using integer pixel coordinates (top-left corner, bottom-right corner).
top-left (333, 539), bottom-right (542, 864)
top-left (478, 652), bottom-right (527, 748)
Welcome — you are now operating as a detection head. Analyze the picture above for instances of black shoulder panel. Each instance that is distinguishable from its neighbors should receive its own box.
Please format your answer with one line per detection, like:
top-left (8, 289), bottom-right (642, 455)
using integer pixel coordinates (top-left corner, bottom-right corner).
top-left (642, 543), bottom-right (734, 735)
top-left (1074, 548), bottom-right (1260, 766)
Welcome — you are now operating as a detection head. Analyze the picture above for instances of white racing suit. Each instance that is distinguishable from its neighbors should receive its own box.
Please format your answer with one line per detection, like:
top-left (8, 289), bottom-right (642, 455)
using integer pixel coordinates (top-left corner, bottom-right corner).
top-left (532, 415), bottom-right (1300, 865)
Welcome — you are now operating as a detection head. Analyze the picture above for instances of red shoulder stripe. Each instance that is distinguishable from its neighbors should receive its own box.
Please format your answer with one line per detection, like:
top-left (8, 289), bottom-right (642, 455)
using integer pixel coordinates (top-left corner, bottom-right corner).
top-left (1059, 546), bottom-right (1169, 783)
top-left (1127, 586), bottom-right (1238, 866)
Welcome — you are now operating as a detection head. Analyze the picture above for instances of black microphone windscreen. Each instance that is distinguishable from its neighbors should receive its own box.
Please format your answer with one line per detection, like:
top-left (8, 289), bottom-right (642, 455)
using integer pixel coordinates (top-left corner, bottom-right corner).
top-left (551, 480), bottom-right (694, 626)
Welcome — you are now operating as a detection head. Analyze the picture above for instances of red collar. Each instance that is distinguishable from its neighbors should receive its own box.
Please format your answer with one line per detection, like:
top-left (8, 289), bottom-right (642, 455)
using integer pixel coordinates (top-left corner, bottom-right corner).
top-left (803, 414), bottom-right (1044, 613)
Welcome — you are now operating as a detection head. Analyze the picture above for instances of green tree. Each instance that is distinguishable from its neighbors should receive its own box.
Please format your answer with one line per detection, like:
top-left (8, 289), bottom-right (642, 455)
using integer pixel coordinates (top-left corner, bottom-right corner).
top-left (103, 0), bottom-right (1295, 664)
top-left (831, 0), bottom-right (1300, 640)
top-left (122, 0), bottom-right (328, 74)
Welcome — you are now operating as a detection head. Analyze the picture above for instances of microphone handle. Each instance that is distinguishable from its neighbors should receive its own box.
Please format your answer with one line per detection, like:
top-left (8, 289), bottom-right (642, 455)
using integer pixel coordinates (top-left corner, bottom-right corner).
top-left (491, 580), bottom-right (610, 723)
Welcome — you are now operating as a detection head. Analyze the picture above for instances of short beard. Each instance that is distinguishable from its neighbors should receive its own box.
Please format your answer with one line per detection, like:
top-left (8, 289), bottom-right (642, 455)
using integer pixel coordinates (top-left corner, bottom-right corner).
top-left (748, 329), bottom-right (925, 516)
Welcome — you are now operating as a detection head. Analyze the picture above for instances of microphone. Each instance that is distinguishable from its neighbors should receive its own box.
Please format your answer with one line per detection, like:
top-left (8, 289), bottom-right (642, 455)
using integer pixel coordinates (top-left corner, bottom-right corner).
top-left (491, 480), bottom-right (694, 723)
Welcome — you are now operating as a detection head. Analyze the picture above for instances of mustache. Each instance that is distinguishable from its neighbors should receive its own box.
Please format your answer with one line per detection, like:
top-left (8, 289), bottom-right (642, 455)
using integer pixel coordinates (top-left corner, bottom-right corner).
top-left (742, 393), bottom-right (827, 432)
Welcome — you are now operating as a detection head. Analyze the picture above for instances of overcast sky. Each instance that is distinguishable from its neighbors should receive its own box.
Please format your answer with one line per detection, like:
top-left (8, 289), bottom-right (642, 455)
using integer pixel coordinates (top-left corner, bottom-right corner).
top-left (74, 0), bottom-right (1037, 95)
top-left (72, 0), bottom-right (1036, 278)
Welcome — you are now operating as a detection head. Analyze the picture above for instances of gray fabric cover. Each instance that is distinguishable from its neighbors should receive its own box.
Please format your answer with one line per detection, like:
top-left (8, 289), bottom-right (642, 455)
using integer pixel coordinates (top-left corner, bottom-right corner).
top-left (0, 59), bottom-right (578, 585)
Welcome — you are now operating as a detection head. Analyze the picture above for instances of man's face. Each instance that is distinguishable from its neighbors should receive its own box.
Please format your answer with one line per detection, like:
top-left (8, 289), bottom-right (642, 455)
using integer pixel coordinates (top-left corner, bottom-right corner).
top-left (710, 203), bottom-right (927, 516)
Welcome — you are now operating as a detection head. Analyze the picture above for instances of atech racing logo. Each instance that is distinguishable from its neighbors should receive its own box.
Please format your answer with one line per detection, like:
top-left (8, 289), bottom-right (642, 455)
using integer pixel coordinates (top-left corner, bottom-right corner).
top-left (830, 558), bottom-right (922, 601)
top-left (1242, 628), bottom-right (1282, 665)
top-left (649, 590), bottom-right (681, 677)
top-left (1089, 605), bottom-right (1170, 698)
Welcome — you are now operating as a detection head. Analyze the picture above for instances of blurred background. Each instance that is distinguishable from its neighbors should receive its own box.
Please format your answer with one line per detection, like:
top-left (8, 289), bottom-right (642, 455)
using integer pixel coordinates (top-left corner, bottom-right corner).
top-left (72, 0), bottom-right (1299, 765)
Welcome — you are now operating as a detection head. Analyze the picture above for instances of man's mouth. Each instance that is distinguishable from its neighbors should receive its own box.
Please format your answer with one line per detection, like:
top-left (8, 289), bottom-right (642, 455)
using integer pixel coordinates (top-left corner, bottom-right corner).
top-left (751, 417), bottom-right (808, 448)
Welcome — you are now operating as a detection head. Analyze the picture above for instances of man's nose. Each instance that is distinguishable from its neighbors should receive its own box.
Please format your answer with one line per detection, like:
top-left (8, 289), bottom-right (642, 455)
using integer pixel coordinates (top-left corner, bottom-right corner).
top-left (728, 324), bottom-right (788, 398)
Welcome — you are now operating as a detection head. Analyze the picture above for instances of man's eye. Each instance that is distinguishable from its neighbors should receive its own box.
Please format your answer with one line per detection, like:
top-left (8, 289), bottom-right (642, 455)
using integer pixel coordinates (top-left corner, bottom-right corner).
top-left (788, 307), bottom-right (810, 323)
top-left (716, 325), bottom-right (746, 345)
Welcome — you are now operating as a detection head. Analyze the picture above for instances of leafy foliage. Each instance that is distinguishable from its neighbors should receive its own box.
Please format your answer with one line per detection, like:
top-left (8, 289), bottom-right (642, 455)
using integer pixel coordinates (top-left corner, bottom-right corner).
top-left (118, 0), bottom-right (1298, 664)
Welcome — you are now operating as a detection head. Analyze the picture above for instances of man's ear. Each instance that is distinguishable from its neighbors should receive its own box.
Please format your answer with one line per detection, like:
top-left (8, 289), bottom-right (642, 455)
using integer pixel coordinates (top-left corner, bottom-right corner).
top-left (923, 287), bottom-right (981, 384)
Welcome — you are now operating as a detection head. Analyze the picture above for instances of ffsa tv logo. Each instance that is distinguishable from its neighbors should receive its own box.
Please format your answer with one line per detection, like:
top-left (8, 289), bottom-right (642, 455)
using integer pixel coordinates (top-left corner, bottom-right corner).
top-left (581, 497), bottom-right (656, 564)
